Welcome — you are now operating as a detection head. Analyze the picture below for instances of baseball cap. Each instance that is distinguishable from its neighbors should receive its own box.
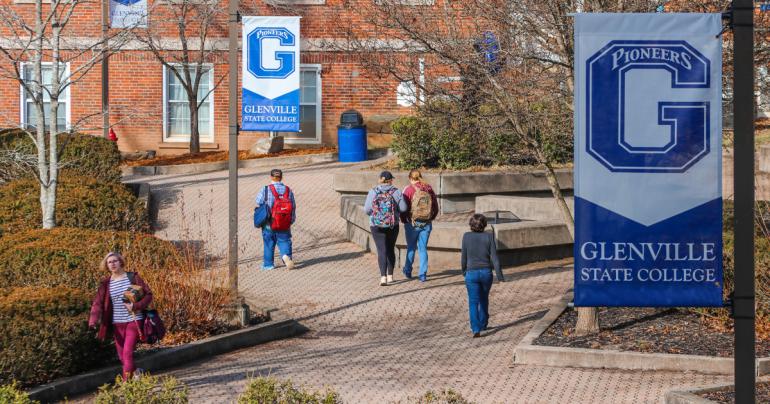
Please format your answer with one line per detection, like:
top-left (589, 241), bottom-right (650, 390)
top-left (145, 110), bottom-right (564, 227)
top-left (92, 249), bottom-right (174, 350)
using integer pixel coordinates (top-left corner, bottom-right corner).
top-left (270, 169), bottom-right (283, 177)
top-left (379, 170), bottom-right (394, 180)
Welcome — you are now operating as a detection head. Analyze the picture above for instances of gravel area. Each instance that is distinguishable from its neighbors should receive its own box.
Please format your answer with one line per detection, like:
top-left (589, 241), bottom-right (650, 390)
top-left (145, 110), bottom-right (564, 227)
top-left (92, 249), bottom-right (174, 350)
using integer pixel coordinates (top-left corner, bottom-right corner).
top-left (699, 381), bottom-right (770, 403)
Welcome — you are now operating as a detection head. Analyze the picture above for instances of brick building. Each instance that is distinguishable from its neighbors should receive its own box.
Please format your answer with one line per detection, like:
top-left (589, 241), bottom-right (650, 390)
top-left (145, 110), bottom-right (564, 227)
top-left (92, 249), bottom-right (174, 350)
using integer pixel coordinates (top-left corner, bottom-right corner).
top-left (0, 0), bottom-right (418, 154)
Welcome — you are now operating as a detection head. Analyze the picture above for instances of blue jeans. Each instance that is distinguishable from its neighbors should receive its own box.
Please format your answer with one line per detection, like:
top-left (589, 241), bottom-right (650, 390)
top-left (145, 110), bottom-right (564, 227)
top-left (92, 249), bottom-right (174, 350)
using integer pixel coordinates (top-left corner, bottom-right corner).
top-left (464, 269), bottom-right (493, 333)
top-left (262, 228), bottom-right (292, 269)
top-left (403, 222), bottom-right (432, 277)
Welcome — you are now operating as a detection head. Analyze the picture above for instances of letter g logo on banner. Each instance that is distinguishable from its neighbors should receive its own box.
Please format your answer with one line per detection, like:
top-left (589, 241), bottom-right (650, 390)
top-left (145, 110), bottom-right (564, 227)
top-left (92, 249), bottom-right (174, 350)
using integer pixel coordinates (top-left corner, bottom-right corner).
top-left (586, 40), bottom-right (711, 173)
top-left (247, 27), bottom-right (296, 79)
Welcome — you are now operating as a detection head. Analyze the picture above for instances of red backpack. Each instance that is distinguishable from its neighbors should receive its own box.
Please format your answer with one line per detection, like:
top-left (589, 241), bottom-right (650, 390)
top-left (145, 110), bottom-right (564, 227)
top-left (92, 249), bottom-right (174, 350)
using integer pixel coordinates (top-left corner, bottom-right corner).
top-left (269, 185), bottom-right (293, 231)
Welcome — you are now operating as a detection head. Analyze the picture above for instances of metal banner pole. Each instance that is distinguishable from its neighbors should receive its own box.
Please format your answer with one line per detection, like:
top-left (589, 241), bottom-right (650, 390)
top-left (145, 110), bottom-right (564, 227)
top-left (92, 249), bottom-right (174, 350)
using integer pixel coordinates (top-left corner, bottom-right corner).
top-left (227, 0), bottom-right (239, 300)
top-left (733, 0), bottom-right (755, 402)
top-left (101, 0), bottom-right (109, 138)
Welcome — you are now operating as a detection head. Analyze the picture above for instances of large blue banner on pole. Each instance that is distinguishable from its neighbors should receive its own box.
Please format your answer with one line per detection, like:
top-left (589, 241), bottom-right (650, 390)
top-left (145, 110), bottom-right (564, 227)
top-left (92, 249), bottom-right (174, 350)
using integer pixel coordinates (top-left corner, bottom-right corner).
top-left (574, 13), bottom-right (723, 307)
top-left (242, 16), bottom-right (300, 132)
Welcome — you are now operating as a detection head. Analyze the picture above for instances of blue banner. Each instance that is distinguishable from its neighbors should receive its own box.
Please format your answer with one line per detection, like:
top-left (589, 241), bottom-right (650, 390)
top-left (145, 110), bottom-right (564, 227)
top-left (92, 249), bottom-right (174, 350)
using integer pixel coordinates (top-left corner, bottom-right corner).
top-left (574, 13), bottom-right (723, 307)
top-left (242, 17), bottom-right (301, 132)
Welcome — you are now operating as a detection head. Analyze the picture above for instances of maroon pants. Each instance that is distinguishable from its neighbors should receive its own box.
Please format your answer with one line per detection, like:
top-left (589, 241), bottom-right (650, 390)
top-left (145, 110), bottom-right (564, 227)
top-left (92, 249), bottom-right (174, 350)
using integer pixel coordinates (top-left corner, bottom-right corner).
top-left (113, 320), bottom-right (143, 380)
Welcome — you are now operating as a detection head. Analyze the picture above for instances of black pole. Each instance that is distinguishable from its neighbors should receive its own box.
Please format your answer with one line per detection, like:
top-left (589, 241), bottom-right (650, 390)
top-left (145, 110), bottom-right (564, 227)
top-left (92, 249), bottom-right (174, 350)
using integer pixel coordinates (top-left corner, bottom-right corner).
top-left (733, 1), bottom-right (755, 402)
top-left (227, 0), bottom-right (239, 300)
top-left (101, 0), bottom-right (109, 138)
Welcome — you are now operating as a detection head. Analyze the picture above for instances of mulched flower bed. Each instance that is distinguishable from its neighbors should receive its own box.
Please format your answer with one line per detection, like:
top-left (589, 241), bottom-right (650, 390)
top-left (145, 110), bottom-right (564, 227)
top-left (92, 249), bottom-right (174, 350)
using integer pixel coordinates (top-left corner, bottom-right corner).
top-left (533, 306), bottom-right (770, 358)
top-left (699, 382), bottom-right (770, 403)
top-left (123, 147), bottom-right (337, 167)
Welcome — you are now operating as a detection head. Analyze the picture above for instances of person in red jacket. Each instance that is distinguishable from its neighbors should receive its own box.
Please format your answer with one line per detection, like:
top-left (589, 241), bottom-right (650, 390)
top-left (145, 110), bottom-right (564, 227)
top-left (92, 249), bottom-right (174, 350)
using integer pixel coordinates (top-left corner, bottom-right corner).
top-left (88, 252), bottom-right (153, 380)
top-left (400, 169), bottom-right (439, 282)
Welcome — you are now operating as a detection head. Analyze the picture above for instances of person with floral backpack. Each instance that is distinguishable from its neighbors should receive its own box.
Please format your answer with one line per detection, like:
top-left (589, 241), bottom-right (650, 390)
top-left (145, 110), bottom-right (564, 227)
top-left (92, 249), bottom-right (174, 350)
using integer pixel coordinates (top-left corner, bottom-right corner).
top-left (255, 168), bottom-right (296, 270)
top-left (364, 171), bottom-right (407, 286)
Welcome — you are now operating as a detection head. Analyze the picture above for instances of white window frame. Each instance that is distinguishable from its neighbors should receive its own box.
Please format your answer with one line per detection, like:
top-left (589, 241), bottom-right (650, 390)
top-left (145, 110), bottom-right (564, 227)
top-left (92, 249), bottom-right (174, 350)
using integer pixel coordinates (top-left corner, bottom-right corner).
top-left (162, 64), bottom-right (215, 143)
top-left (284, 64), bottom-right (322, 145)
top-left (19, 62), bottom-right (71, 131)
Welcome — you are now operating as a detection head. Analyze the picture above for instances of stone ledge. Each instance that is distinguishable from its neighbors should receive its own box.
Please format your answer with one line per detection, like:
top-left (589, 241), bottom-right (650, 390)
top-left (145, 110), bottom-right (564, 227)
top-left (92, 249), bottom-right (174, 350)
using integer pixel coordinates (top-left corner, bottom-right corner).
top-left (122, 152), bottom-right (340, 177)
top-left (664, 378), bottom-right (770, 404)
top-left (513, 292), bottom-right (770, 376)
top-left (26, 317), bottom-right (308, 403)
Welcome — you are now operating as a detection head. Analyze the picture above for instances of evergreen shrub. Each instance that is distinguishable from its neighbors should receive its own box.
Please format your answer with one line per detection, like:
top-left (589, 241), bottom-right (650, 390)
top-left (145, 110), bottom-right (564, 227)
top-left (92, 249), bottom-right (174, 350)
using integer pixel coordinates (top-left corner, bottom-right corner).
top-left (0, 287), bottom-right (113, 387)
top-left (95, 375), bottom-right (189, 404)
top-left (0, 129), bottom-right (122, 184)
top-left (237, 377), bottom-right (341, 404)
top-left (0, 176), bottom-right (148, 236)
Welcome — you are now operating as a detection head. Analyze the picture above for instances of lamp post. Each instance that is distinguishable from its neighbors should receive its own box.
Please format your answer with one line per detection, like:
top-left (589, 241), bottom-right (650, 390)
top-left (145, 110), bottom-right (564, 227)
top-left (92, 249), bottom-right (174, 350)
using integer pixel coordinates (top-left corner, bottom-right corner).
top-left (733, 0), bottom-right (755, 402)
top-left (101, 0), bottom-right (109, 138)
top-left (227, 0), bottom-right (239, 302)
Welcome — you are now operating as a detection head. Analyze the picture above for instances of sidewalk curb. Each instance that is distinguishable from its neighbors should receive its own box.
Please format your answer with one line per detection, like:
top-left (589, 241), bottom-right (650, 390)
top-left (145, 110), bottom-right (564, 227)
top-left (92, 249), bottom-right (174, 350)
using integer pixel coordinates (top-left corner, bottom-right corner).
top-left (664, 376), bottom-right (770, 404)
top-left (512, 292), bottom-right (769, 375)
top-left (27, 317), bottom-right (308, 403)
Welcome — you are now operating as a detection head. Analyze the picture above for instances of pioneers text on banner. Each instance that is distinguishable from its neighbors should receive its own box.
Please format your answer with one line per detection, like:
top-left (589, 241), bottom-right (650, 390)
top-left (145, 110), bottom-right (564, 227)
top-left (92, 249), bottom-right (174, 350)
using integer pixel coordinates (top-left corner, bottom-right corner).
top-left (574, 13), bottom-right (723, 307)
top-left (241, 16), bottom-right (301, 132)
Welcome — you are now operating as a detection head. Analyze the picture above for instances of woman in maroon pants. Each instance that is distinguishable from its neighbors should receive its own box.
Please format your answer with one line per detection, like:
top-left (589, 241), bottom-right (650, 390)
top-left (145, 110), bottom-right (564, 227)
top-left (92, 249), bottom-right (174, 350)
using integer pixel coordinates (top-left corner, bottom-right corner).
top-left (89, 252), bottom-right (153, 380)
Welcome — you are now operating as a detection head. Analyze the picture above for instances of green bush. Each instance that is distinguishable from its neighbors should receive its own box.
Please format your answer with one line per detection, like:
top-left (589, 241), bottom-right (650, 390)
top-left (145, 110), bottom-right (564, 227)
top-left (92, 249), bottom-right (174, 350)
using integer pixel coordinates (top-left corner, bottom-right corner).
top-left (237, 377), bottom-right (341, 404)
top-left (391, 116), bottom-right (438, 170)
top-left (0, 129), bottom-right (122, 184)
top-left (0, 382), bottom-right (39, 404)
top-left (0, 287), bottom-right (113, 387)
top-left (409, 390), bottom-right (472, 404)
top-left (0, 175), bottom-right (149, 236)
top-left (0, 228), bottom-right (178, 291)
top-left (95, 375), bottom-right (188, 404)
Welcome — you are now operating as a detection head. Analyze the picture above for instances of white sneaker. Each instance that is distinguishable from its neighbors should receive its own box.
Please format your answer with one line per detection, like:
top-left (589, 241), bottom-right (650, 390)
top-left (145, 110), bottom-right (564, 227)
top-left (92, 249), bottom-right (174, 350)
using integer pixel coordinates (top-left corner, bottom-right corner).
top-left (282, 255), bottom-right (294, 270)
top-left (380, 276), bottom-right (387, 286)
top-left (387, 275), bottom-right (393, 284)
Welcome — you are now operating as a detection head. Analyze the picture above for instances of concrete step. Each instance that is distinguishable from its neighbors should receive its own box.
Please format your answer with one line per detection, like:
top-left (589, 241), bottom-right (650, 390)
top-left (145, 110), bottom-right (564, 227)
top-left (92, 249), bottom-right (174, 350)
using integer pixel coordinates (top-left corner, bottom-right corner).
top-left (475, 195), bottom-right (574, 222)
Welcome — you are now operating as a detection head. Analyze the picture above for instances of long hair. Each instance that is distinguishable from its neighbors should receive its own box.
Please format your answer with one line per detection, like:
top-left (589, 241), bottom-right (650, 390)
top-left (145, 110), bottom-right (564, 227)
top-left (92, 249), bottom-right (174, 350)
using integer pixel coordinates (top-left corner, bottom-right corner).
top-left (409, 169), bottom-right (423, 183)
top-left (99, 251), bottom-right (125, 272)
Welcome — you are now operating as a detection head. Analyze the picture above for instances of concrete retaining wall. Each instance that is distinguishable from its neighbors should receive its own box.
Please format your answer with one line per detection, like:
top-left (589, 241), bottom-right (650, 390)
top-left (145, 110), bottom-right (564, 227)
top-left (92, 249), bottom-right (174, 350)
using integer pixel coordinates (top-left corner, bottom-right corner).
top-left (341, 197), bottom-right (573, 268)
top-left (333, 169), bottom-right (573, 214)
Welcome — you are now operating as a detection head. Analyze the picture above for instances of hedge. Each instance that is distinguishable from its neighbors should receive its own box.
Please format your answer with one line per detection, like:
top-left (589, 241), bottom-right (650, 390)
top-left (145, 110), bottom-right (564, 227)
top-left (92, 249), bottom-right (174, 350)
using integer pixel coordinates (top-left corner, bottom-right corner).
top-left (0, 228), bottom-right (178, 291)
top-left (0, 287), bottom-right (113, 387)
top-left (95, 375), bottom-right (189, 404)
top-left (0, 175), bottom-right (149, 237)
top-left (237, 377), bottom-right (341, 404)
top-left (0, 382), bottom-right (39, 404)
top-left (0, 129), bottom-right (121, 184)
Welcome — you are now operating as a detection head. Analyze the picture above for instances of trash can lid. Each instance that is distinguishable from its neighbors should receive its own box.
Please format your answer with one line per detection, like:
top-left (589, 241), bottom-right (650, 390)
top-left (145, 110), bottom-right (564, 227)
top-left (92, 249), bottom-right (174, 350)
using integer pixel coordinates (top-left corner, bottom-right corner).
top-left (340, 109), bottom-right (364, 126)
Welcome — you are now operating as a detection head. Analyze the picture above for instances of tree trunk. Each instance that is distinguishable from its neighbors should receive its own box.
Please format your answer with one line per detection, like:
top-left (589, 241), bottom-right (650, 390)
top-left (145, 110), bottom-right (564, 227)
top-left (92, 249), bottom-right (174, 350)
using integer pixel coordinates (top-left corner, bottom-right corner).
top-left (575, 307), bottom-right (599, 336)
top-left (187, 93), bottom-right (201, 153)
top-left (41, 182), bottom-right (57, 229)
top-left (542, 162), bottom-right (600, 335)
top-left (190, 102), bottom-right (200, 154)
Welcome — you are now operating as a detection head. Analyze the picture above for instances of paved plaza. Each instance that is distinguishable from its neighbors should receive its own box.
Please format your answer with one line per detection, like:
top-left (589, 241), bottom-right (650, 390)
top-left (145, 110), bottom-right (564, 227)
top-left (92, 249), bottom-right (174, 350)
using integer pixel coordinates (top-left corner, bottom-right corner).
top-left (125, 161), bottom-right (729, 403)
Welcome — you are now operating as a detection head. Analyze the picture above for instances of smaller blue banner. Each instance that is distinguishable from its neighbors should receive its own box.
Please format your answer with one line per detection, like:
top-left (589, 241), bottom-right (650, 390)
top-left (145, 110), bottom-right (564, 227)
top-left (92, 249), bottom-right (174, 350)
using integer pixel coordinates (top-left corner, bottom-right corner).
top-left (242, 89), bottom-right (300, 132)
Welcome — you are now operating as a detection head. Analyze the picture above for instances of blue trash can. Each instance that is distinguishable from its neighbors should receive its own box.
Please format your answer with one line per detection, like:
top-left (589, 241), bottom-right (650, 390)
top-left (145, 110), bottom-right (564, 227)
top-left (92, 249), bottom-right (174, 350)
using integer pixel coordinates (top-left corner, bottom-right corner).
top-left (338, 110), bottom-right (367, 162)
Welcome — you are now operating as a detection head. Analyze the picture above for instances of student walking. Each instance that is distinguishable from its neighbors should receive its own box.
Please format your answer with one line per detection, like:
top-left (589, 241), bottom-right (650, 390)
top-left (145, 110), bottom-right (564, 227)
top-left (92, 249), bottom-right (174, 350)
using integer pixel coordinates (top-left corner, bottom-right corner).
top-left (461, 214), bottom-right (505, 337)
top-left (365, 170), bottom-right (407, 286)
top-left (255, 168), bottom-right (296, 270)
top-left (89, 252), bottom-right (153, 380)
top-left (400, 169), bottom-right (439, 282)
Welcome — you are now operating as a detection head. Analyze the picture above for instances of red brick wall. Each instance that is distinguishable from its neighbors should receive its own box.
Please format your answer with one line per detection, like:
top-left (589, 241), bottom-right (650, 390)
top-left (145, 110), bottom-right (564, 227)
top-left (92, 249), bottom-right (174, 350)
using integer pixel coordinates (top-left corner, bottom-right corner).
top-left (0, 0), bottom-right (418, 154)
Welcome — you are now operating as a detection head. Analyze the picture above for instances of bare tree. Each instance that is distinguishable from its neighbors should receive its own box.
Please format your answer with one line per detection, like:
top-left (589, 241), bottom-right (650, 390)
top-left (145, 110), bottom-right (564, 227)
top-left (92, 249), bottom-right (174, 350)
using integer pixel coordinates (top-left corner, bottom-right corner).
top-left (0, 0), bottom-right (130, 228)
top-left (134, 0), bottom-right (227, 154)
top-left (331, 0), bottom-right (670, 335)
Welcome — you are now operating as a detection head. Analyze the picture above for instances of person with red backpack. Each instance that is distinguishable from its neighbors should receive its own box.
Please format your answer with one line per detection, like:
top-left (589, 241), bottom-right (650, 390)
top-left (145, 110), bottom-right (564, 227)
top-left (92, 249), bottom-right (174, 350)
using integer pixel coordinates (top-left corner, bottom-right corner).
top-left (400, 169), bottom-right (439, 282)
top-left (255, 168), bottom-right (296, 270)
top-left (364, 171), bottom-right (408, 286)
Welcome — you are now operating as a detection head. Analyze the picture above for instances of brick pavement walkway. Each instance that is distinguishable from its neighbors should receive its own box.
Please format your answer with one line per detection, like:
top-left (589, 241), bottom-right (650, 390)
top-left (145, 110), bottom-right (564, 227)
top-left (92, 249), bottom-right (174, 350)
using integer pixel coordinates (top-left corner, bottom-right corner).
top-left (122, 161), bottom-right (729, 404)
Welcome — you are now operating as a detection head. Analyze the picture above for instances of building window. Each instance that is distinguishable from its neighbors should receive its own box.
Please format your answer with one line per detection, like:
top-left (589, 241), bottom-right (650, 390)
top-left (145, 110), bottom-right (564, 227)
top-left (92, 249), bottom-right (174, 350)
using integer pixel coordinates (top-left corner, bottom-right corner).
top-left (163, 64), bottom-right (214, 143)
top-left (279, 65), bottom-right (322, 144)
top-left (20, 63), bottom-right (70, 132)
